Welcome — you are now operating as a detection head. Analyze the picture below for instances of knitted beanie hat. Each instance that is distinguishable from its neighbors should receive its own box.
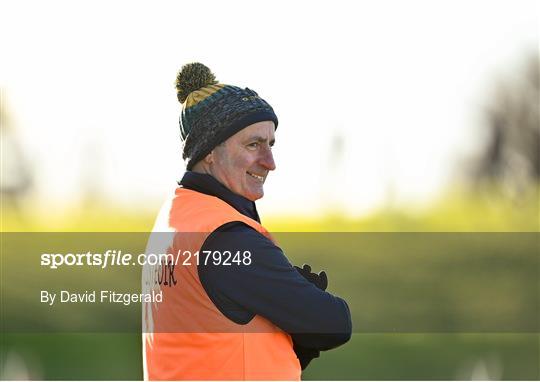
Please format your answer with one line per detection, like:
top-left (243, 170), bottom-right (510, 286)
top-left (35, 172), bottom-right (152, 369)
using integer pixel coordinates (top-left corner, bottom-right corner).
top-left (176, 63), bottom-right (278, 170)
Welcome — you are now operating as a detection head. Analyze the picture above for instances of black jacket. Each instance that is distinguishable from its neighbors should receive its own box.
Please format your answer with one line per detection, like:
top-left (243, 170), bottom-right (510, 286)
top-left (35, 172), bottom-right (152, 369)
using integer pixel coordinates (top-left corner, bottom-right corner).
top-left (180, 171), bottom-right (352, 369)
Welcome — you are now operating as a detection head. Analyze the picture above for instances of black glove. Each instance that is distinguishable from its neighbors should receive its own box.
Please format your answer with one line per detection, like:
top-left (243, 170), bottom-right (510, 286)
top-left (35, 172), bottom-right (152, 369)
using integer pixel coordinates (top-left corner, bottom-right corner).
top-left (291, 263), bottom-right (328, 370)
top-left (294, 263), bottom-right (328, 291)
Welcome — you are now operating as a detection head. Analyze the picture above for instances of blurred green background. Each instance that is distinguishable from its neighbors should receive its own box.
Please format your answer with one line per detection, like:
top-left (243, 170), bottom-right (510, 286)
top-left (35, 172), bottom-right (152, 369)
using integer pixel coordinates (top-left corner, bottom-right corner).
top-left (1, 0), bottom-right (539, 380)
top-left (1, 196), bottom-right (538, 380)
top-left (2, 83), bottom-right (540, 382)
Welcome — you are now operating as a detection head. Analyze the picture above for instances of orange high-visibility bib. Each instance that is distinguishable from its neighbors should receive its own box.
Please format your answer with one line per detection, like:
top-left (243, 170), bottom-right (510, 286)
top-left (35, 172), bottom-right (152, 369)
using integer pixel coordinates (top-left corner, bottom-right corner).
top-left (143, 188), bottom-right (301, 380)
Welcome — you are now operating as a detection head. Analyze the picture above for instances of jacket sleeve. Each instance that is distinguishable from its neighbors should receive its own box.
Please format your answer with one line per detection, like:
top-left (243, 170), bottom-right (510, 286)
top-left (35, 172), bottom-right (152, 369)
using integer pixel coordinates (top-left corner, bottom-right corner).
top-left (198, 222), bottom-right (352, 351)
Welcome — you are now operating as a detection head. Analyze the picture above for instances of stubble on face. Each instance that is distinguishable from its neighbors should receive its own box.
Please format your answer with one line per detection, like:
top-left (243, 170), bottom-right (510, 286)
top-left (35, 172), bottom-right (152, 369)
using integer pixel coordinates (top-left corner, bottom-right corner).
top-left (209, 121), bottom-right (276, 201)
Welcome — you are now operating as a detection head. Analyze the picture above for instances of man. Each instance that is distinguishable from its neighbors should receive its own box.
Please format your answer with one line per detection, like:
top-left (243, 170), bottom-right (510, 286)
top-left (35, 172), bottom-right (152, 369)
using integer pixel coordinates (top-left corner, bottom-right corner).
top-left (143, 63), bottom-right (351, 380)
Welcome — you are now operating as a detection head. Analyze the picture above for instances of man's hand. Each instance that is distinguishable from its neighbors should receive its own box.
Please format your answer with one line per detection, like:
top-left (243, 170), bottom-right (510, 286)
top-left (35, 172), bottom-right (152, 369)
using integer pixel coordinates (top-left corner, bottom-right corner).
top-left (294, 264), bottom-right (328, 291)
top-left (291, 263), bottom-right (329, 370)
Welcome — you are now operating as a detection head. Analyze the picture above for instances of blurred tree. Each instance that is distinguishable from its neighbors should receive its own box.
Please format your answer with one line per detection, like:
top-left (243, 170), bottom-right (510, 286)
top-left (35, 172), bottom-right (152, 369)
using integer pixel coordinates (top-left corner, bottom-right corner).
top-left (80, 131), bottom-right (106, 208)
top-left (472, 53), bottom-right (539, 195)
top-left (0, 91), bottom-right (34, 214)
top-left (322, 129), bottom-right (346, 214)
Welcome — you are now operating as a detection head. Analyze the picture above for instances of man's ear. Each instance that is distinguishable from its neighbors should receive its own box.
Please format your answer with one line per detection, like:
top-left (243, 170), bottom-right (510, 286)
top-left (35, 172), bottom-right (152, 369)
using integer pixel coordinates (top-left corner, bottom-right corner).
top-left (203, 151), bottom-right (214, 164)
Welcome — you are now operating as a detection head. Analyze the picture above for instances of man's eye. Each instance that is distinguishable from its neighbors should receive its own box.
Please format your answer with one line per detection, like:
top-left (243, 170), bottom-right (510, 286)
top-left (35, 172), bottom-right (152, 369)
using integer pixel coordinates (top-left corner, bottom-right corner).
top-left (247, 142), bottom-right (259, 149)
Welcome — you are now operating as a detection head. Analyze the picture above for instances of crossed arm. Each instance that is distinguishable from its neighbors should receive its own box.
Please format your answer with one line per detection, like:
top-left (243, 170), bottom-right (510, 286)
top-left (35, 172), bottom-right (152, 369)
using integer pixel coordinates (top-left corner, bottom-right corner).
top-left (198, 222), bottom-right (352, 369)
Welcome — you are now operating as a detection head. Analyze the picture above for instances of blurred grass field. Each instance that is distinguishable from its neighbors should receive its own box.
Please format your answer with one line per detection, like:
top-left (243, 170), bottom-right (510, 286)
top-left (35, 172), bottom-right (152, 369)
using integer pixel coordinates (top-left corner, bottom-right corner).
top-left (2, 333), bottom-right (538, 380)
top-left (2, 186), bottom-right (539, 233)
top-left (1, 189), bottom-right (539, 380)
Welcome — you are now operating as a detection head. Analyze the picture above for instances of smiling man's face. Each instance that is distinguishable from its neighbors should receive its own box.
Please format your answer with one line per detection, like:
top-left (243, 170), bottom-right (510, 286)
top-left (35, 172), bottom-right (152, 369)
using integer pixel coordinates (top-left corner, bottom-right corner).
top-left (208, 121), bottom-right (276, 201)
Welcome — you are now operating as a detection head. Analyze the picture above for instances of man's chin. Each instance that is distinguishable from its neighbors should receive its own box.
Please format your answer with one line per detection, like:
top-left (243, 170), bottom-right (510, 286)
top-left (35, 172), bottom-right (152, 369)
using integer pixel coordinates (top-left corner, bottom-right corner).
top-left (246, 189), bottom-right (264, 201)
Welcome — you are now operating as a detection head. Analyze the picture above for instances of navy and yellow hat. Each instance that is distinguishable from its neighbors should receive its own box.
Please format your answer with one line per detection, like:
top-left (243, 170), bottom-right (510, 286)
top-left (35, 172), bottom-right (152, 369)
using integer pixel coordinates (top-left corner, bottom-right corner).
top-left (176, 63), bottom-right (278, 170)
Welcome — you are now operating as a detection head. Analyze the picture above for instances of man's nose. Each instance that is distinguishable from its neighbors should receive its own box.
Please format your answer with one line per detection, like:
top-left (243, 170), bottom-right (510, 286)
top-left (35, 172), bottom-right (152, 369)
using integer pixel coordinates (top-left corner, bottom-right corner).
top-left (260, 146), bottom-right (276, 171)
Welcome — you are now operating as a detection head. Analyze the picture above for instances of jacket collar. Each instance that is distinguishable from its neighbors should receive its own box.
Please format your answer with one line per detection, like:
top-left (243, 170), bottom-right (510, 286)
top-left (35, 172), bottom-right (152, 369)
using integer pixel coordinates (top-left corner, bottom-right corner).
top-left (179, 171), bottom-right (261, 223)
